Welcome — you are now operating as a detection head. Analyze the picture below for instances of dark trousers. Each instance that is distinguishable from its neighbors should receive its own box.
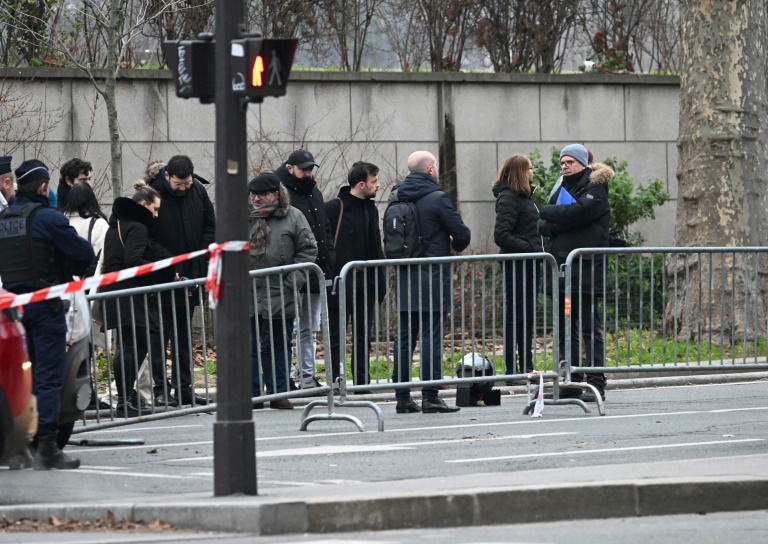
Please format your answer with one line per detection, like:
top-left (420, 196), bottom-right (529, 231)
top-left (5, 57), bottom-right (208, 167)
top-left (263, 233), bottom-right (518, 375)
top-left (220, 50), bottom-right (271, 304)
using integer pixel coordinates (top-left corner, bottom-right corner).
top-left (328, 289), bottom-right (376, 386)
top-left (113, 324), bottom-right (150, 402)
top-left (150, 301), bottom-right (193, 396)
top-left (504, 259), bottom-right (536, 374)
top-left (393, 311), bottom-right (444, 400)
top-left (251, 316), bottom-right (294, 395)
top-left (22, 300), bottom-right (67, 435)
top-left (558, 290), bottom-right (606, 390)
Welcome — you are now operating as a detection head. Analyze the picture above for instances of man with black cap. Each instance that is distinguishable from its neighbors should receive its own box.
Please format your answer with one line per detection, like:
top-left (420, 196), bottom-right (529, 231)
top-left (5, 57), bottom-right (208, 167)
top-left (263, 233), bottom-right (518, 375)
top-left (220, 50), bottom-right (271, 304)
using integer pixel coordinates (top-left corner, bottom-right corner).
top-left (537, 143), bottom-right (613, 403)
top-left (0, 159), bottom-right (95, 470)
top-left (275, 149), bottom-right (335, 390)
top-left (0, 155), bottom-right (14, 214)
top-left (146, 154), bottom-right (215, 407)
top-left (247, 172), bottom-right (317, 408)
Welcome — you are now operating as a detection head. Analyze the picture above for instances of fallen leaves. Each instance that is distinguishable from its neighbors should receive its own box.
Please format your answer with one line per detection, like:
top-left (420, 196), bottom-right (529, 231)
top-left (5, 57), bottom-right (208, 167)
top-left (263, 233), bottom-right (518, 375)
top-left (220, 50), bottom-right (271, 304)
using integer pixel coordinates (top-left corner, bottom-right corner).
top-left (1, 512), bottom-right (180, 533)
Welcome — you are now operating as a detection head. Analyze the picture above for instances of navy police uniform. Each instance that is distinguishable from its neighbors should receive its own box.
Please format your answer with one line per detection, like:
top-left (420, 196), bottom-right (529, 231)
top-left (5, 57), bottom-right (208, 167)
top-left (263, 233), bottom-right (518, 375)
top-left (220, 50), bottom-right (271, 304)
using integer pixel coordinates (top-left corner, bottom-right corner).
top-left (0, 160), bottom-right (94, 444)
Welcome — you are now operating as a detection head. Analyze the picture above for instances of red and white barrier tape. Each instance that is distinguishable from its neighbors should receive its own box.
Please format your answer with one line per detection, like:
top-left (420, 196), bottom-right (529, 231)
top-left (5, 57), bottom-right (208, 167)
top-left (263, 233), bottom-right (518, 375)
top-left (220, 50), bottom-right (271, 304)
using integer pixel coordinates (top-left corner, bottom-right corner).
top-left (0, 241), bottom-right (249, 311)
top-left (206, 240), bottom-right (249, 309)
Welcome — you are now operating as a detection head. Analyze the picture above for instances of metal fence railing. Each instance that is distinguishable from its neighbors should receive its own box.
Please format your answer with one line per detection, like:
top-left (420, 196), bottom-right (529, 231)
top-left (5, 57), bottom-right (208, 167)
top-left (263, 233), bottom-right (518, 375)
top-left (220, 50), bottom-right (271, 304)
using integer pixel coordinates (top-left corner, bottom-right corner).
top-left (66, 246), bottom-right (768, 434)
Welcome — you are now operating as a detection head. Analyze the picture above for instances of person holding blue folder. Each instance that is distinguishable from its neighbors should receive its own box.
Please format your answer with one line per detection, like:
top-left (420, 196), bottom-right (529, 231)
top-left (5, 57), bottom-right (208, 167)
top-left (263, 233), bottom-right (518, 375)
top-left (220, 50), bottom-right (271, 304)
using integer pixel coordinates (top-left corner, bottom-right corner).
top-left (537, 144), bottom-right (614, 403)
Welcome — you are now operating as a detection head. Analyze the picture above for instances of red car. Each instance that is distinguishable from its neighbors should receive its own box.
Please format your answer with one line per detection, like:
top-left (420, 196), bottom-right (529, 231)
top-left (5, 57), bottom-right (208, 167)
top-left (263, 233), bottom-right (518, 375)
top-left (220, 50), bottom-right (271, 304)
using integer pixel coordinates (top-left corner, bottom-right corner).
top-left (0, 289), bottom-right (37, 464)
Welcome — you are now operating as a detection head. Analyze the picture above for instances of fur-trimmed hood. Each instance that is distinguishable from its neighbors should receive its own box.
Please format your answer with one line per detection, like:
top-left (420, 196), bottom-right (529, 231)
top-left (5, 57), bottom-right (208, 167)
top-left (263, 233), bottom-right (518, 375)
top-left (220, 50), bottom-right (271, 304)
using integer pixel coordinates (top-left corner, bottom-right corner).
top-left (109, 196), bottom-right (154, 229)
top-left (273, 183), bottom-right (291, 218)
top-left (588, 162), bottom-right (614, 185)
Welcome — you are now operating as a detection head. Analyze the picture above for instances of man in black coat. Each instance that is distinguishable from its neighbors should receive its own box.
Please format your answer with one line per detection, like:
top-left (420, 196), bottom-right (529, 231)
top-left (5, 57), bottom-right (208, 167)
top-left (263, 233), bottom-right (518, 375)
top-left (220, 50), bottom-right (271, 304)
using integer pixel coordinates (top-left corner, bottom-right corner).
top-left (391, 151), bottom-right (471, 414)
top-left (147, 155), bottom-right (215, 406)
top-left (537, 143), bottom-right (611, 403)
top-left (276, 149), bottom-right (335, 390)
top-left (325, 162), bottom-right (386, 391)
top-left (0, 159), bottom-right (95, 470)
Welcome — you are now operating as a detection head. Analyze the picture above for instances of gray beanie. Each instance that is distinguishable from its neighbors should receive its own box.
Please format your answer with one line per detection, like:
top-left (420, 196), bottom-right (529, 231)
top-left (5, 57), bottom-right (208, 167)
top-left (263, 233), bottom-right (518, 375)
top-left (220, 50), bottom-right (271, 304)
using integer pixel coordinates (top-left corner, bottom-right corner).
top-left (559, 144), bottom-right (589, 167)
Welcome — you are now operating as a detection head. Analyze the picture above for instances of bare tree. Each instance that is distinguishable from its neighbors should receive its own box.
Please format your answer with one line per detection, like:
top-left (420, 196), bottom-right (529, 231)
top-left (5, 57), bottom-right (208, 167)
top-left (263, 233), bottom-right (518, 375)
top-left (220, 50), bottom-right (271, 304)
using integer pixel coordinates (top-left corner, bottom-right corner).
top-left (633, 0), bottom-right (680, 73)
top-left (144, 0), bottom-right (215, 65)
top-left (245, 0), bottom-right (316, 38)
top-left (670, 0), bottom-right (768, 340)
top-left (472, 0), bottom-right (578, 73)
top-left (316, 0), bottom-right (383, 71)
top-left (415, 0), bottom-right (474, 71)
top-left (579, 0), bottom-right (655, 72)
top-left (376, 0), bottom-right (430, 71)
top-left (0, 0), bottom-right (209, 199)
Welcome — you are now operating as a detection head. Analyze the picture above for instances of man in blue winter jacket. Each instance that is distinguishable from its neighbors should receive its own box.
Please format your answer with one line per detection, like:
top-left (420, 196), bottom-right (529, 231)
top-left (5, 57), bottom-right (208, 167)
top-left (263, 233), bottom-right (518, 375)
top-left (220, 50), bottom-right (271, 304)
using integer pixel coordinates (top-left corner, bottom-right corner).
top-left (391, 151), bottom-right (471, 414)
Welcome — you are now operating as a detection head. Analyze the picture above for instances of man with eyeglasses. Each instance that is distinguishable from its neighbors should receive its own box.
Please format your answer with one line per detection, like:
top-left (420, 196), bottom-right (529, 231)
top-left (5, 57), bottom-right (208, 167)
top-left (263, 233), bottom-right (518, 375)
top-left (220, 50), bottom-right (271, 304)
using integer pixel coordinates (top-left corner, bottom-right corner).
top-left (146, 155), bottom-right (216, 407)
top-left (275, 149), bottom-right (335, 391)
top-left (537, 143), bottom-right (613, 403)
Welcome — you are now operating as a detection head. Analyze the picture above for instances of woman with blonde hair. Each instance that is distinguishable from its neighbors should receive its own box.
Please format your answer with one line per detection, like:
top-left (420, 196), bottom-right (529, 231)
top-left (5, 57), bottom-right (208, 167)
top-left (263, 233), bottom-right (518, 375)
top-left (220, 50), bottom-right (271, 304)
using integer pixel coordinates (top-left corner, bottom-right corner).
top-left (100, 180), bottom-right (175, 417)
top-left (492, 154), bottom-right (543, 383)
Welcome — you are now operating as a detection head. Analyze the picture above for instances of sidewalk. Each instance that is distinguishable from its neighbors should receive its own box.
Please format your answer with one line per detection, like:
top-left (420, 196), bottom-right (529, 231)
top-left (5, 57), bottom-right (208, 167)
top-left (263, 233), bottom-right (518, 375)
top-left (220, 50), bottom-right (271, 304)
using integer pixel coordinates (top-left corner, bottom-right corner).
top-left (1, 454), bottom-right (767, 535)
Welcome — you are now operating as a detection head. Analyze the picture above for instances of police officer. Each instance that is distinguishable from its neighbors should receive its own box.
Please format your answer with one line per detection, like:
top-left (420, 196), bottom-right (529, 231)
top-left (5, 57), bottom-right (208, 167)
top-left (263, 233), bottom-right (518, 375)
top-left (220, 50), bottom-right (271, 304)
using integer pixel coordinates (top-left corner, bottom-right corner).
top-left (0, 155), bottom-right (13, 213)
top-left (0, 159), bottom-right (95, 470)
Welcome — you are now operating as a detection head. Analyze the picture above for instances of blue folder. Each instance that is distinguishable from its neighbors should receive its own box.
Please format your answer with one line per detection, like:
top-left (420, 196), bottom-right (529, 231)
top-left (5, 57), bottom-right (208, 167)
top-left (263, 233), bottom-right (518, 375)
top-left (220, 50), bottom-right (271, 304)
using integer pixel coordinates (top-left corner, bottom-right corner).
top-left (556, 188), bottom-right (576, 205)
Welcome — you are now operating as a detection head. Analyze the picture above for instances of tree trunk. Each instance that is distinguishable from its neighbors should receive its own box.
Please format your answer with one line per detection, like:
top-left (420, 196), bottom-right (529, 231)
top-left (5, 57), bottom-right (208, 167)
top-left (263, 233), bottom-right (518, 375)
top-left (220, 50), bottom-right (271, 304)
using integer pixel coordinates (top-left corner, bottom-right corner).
top-left (105, 0), bottom-right (125, 200)
top-left (670, 0), bottom-right (768, 340)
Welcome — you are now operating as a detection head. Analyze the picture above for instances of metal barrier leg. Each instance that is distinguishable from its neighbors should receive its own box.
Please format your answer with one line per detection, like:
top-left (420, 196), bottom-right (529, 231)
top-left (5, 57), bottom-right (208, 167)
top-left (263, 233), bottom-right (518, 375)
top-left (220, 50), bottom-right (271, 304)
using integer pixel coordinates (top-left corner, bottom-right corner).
top-left (299, 378), bottom-right (385, 432)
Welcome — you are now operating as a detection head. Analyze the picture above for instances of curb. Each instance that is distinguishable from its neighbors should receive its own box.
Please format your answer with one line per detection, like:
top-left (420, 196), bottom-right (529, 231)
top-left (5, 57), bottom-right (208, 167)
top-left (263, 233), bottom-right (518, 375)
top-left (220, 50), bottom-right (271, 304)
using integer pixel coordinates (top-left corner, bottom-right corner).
top-left (2, 476), bottom-right (767, 535)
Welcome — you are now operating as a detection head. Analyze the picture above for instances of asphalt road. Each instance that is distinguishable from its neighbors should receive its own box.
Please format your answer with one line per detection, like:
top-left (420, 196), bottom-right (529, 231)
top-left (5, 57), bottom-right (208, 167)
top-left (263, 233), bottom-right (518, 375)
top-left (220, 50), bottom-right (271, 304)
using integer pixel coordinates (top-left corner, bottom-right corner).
top-left (1, 380), bottom-right (765, 506)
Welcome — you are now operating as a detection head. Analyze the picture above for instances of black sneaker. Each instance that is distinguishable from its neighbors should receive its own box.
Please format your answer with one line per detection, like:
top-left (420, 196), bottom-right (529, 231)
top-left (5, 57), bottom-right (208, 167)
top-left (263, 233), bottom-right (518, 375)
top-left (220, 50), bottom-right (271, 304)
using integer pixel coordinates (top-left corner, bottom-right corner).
top-left (114, 397), bottom-right (152, 418)
top-left (581, 389), bottom-right (606, 402)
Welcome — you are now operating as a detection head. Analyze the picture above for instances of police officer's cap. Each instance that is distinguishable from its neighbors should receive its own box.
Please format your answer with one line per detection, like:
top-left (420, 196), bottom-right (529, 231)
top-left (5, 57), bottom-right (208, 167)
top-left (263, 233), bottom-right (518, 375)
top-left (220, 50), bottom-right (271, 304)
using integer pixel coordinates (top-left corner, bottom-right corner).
top-left (15, 159), bottom-right (50, 186)
top-left (0, 156), bottom-right (12, 176)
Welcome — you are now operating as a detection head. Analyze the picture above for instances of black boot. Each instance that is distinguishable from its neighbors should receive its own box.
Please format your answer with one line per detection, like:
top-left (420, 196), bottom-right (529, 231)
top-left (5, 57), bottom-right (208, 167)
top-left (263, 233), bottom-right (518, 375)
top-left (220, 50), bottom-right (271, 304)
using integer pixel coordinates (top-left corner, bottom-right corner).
top-left (422, 397), bottom-right (460, 413)
top-left (32, 432), bottom-right (80, 470)
top-left (396, 398), bottom-right (421, 414)
top-left (7, 447), bottom-right (34, 470)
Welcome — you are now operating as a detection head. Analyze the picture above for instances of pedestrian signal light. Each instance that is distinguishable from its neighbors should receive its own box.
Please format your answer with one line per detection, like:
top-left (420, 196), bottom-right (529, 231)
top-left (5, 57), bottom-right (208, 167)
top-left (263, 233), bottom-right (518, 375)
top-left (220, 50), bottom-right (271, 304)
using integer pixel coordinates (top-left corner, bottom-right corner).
top-left (231, 37), bottom-right (298, 102)
top-left (252, 55), bottom-right (265, 87)
top-left (163, 36), bottom-right (215, 104)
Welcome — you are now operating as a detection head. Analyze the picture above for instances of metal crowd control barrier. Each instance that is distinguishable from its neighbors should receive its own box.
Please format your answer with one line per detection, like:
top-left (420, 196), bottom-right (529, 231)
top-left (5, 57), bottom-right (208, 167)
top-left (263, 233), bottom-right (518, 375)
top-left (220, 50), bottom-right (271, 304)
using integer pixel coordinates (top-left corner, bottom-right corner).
top-left (76, 264), bottom-right (382, 434)
top-left (78, 277), bottom-right (216, 433)
top-left (247, 262), bottom-right (382, 432)
top-left (333, 253), bottom-right (561, 416)
top-left (561, 247), bottom-right (768, 415)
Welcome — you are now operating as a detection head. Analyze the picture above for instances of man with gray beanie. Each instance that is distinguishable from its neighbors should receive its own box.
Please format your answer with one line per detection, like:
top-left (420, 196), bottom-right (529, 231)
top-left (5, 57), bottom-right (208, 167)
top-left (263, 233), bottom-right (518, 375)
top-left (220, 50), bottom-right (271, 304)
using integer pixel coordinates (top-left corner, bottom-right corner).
top-left (537, 143), bottom-right (613, 403)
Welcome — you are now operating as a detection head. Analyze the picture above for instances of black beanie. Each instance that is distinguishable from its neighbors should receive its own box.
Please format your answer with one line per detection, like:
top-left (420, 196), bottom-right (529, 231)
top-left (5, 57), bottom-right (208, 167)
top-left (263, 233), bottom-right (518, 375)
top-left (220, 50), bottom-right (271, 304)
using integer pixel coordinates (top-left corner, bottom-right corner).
top-left (248, 172), bottom-right (281, 194)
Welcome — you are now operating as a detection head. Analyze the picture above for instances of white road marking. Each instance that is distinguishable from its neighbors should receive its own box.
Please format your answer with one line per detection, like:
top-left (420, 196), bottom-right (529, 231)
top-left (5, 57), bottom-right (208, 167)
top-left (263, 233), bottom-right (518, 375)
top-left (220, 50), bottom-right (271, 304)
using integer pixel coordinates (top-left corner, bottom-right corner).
top-left (75, 468), bottom-right (196, 479)
top-left (70, 406), bottom-right (768, 454)
top-left (76, 424), bottom-right (204, 434)
top-left (166, 433), bottom-right (578, 463)
top-left (446, 438), bottom-right (766, 463)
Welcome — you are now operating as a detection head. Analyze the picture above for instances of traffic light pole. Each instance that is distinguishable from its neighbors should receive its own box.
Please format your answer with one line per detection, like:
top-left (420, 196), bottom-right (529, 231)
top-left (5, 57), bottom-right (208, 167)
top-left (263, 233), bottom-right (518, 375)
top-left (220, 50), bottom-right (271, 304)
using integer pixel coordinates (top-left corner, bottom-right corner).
top-left (212, 0), bottom-right (257, 496)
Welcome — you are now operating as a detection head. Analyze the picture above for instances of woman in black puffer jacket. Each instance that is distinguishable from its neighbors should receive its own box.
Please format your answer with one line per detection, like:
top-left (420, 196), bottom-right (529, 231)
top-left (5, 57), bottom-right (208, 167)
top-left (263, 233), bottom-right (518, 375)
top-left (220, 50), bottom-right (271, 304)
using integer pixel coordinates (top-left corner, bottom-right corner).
top-left (492, 154), bottom-right (543, 379)
top-left (100, 181), bottom-right (175, 417)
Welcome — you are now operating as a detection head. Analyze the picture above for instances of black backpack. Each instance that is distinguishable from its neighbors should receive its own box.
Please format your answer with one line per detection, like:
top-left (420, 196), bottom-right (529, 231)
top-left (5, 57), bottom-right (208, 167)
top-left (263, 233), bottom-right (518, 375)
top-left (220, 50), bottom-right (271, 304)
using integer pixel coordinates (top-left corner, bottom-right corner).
top-left (383, 195), bottom-right (426, 259)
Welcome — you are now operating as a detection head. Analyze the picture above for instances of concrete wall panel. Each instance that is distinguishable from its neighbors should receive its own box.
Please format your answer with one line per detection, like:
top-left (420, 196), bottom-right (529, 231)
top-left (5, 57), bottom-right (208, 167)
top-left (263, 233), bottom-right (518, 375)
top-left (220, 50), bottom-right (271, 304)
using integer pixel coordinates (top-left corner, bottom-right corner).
top-left (257, 83), bottom-right (353, 142)
top-left (454, 84), bottom-right (540, 142)
top-left (350, 83), bottom-right (439, 142)
top-left (6, 80), bottom-right (71, 143)
top-left (625, 86), bottom-right (679, 141)
top-left (456, 143), bottom-right (499, 201)
top-left (540, 85), bottom-right (625, 142)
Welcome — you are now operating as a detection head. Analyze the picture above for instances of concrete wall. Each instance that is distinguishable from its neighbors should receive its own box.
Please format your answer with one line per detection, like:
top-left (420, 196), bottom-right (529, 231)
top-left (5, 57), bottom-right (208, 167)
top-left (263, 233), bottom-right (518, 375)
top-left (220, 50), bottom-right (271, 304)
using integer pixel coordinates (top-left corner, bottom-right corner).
top-left (0, 69), bottom-right (680, 249)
